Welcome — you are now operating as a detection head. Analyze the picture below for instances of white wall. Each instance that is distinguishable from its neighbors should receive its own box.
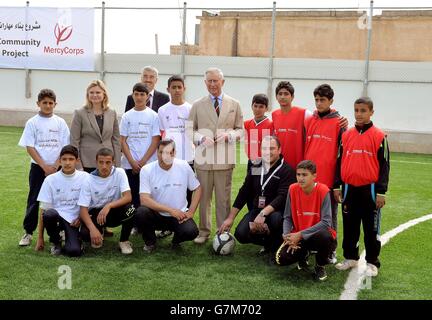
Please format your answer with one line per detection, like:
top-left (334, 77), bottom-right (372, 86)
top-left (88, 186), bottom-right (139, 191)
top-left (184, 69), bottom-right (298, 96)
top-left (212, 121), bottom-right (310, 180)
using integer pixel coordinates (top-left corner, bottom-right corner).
top-left (1, 54), bottom-right (431, 133)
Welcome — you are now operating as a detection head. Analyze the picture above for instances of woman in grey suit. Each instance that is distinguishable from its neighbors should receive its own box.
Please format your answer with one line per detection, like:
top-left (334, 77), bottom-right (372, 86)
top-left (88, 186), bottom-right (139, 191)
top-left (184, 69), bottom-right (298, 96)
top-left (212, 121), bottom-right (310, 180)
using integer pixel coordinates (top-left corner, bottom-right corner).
top-left (70, 80), bottom-right (121, 172)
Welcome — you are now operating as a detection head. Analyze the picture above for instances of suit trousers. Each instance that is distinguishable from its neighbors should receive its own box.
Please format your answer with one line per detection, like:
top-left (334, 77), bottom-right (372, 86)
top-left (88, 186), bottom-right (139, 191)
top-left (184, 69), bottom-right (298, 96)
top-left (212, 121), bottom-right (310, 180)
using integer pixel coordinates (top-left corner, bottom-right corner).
top-left (196, 168), bottom-right (233, 238)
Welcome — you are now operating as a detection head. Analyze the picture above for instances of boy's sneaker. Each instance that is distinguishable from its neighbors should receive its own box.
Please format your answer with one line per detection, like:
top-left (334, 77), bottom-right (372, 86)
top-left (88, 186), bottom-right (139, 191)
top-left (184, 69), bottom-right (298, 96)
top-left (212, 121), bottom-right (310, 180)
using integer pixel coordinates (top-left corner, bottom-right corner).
top-left (130, 227), bottom-right (138, 236)
top-left (19, 233), bottom-right (32, 246)
top-left (119, 241), bottom-right (133, 255)
top-left (297, 259), bottom-right (310, 271)
top-left (50, 243), bottom-right (62, 256)
top-left (335, 259), bottom-right (358, 270)
top-left (297, 251), bottom-right (310, 270)
top-left (314, 265), bottom-right (328, 281)
top-left (156, 230), bottom-right (172, 239)
top-left (143, 244), bottom-right (156, 253)
top-left (365, 263), bottom-right (379, 277)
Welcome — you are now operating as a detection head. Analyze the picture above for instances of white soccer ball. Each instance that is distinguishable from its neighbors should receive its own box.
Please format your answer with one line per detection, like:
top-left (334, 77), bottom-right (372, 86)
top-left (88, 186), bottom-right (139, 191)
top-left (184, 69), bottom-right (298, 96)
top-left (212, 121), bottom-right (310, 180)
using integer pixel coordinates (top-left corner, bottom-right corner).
top-left (213, 232), bottom-right (236, 255)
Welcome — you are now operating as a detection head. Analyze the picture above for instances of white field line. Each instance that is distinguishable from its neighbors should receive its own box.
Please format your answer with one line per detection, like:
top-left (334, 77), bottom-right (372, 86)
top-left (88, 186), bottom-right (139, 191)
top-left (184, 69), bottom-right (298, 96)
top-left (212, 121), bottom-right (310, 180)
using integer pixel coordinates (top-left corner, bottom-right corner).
top-left (391, 160), bottom-right (432, 165)
top-left (340, 213), bottom-right (432, 300)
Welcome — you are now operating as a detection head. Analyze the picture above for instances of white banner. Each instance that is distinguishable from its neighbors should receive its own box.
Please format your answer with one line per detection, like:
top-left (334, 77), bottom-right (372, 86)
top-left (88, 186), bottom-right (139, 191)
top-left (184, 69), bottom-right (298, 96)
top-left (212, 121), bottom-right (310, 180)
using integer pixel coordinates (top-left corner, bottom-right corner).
top-left (0, 7), bottom-right (94, 71)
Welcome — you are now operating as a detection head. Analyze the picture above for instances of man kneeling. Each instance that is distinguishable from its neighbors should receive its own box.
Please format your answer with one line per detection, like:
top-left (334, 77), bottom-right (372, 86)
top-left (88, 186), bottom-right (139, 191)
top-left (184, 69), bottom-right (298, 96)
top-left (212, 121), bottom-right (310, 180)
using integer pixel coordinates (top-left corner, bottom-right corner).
top-left (78, 148), bottom-right (135, 254)
top-left (136, 139), bottom-right (201, 253)
top-left (276, 160), bottom-right (336, 281)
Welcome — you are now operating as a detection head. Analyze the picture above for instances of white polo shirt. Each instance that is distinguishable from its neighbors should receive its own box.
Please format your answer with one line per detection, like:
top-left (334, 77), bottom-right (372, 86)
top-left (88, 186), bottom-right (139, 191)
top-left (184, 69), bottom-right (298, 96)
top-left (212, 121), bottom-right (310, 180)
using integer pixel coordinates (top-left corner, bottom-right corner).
top-left (37, 170), bottom-right (89, 223)
top-left (18, 114), bottom-right (70, 166)
top-left (78, 167), bottom-right (130, 209)
top-left (158, 101), bottom-right (194, 163)
top-left (139, 158), bottom-right (200, 217)
top-left (120, 107), bottom-right (160, 169)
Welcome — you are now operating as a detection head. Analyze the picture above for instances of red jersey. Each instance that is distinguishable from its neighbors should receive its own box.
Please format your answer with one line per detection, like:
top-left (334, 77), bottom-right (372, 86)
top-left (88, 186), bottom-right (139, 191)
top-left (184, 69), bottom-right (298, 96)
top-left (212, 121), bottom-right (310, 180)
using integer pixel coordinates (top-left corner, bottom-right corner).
top-left (272, 107), bottom-right (306, 169)
top-left (304, 110), bottom-right (341, 188)
top-left (341, 125), bottom-right (385, 186)
top-left (289, 182), bottom-right (330, 233)
top-left (244, 117), bottom-right (274, 160)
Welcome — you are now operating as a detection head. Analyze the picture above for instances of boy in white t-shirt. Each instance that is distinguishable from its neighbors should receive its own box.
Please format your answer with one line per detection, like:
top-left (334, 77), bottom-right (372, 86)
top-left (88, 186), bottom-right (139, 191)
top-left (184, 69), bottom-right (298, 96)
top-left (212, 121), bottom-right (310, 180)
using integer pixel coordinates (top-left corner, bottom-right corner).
top-left (136, 139), bottom-right (202, 253)
top-left (78, 148), bottom-right (135, 255)
top-left (120, 82), bottom-right (161, 210)
top-left (35, 145), bottom-right (88, 256)
top-left (18, 89), bottom-right (70, 247)
top-left (157, 75), bottom-right (194, 239)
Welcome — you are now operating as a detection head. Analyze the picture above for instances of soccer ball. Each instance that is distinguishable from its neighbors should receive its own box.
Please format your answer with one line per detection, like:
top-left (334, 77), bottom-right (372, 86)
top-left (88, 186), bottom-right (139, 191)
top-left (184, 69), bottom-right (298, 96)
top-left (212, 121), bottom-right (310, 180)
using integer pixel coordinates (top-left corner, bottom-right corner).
top-left (213, 232), bottom-right (236, 255)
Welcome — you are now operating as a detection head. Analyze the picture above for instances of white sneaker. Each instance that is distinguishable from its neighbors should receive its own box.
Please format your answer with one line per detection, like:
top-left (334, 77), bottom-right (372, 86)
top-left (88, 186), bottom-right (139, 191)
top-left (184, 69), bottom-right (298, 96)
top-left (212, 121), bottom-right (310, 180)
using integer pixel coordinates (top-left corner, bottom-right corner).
top-left (335, 259), bottom-right (358, 271)
top-left (19, 233), bottom-right (32, 246)
top-left (50, 243), bottom-right (62, 256)
top-left (130, 227), bottom-right (138, 236)
top-left (193, 236), bottom-right (208, 244)
top-left (365, 263), bottom-right (379, 277)
top-left (119, 241), bottom-right (133, 255)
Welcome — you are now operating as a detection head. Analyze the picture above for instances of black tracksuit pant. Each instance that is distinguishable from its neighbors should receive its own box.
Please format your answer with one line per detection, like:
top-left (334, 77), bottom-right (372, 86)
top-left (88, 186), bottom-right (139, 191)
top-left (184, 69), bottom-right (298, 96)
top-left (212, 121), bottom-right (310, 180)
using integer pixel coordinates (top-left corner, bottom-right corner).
top-left (135, 206), bottom-right (199, 246)
top-left (276, 228), bottom-right (335, 267)
top-left (341, 184), bottom-right (382, 268)
top-left (234, 208), bottom-right (284, 253)
top-left (80, 204), bottom-right (135, 242)
top-left (43, 209), bottom-right (82, 257)
top-left (23, 163), bottom-right (46, 234)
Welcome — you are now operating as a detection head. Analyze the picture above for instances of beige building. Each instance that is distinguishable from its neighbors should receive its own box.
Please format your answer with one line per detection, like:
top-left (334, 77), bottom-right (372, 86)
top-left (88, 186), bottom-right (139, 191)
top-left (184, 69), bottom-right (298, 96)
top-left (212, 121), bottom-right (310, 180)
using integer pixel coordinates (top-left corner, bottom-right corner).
top-left (171, 10), bottom-right (432, 61)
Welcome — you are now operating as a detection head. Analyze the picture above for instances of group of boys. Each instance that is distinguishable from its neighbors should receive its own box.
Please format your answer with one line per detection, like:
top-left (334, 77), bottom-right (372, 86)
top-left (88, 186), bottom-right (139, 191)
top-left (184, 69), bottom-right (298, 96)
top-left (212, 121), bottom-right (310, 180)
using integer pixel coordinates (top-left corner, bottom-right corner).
top-left (17, 68), bottom-right (389, 282)
top-left (237, 82), bottom-right (389, 280)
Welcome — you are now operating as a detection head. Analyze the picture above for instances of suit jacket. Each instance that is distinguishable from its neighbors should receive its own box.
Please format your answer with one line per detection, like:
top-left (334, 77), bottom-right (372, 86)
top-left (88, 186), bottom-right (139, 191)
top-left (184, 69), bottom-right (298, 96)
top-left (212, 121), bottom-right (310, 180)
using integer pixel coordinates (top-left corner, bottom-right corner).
top-left (124, 90), bottom-right (170, 113)
top-left (70, 107), bottom-right (121, 169)
top-left (188, 94), bottom-right (243, 171)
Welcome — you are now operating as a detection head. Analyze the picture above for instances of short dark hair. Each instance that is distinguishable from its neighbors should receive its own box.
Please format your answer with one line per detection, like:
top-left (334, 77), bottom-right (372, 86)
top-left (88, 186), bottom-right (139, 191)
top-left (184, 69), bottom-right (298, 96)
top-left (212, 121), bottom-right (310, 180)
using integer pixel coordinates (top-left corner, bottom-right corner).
top-left (314, 84), bottom-right (334, 100)
top-left (262, 135), bottom-right (281, 149)
top-left (96, 147), bottom-right (114, 160)
top-left (168, 75), bottom-right (185, 87)
top-left (60, 145), bottom-right (79, 159)
top-left (252, 93), bottom-right (268, 107)
top-left (297, 160), bottom-right (316, 174)
top-left (355, 97), bottom-right (374, 110)
top-left (132, 82), bottom-right (149, 94)
top-left (38, 89), bottom-right (56, 102)
top-left (275, 81), bottom-right (295, 96)
top-left (158, 138), bottom-right (176, 151)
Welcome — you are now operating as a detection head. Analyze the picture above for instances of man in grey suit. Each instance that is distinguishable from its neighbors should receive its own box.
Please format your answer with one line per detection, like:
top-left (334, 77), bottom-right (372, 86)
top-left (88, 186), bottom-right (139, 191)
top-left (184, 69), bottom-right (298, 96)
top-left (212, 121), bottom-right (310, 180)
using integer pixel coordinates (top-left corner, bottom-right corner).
top-left (124, 66), bottom-right (170, 113)
top-left (188, 67), bottom-right (244, 244)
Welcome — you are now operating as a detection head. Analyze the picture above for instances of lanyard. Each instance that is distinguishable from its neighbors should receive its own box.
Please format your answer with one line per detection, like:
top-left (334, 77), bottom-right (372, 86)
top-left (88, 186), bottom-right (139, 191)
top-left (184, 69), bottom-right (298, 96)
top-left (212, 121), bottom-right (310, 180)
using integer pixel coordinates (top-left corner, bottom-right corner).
top-left (260, 159), bottom-right (284, 195)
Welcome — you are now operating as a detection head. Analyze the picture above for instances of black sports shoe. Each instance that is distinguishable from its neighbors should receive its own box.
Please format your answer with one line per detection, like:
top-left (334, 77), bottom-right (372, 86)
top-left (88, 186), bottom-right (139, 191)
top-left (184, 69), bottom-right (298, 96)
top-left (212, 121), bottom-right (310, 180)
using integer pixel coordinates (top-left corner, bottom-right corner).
top-left (297, 258), bottom-right (310, 271)
top-left (314, 265), bottom-right (328, 281)
top-left (156, 230), bottom-right (173, 239)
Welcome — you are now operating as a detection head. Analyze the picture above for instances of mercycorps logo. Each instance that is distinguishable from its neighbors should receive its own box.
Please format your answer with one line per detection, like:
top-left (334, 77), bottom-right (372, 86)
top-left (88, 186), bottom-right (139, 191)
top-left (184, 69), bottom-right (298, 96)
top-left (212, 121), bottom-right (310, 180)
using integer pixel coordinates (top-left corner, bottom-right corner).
top-left (54, 23), bottom-right (73, 45)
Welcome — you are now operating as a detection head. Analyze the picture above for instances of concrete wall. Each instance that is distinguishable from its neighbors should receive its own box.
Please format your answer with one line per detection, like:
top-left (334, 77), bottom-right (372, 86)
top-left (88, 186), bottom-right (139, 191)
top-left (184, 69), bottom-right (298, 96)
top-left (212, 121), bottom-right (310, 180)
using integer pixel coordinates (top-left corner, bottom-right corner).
top-left (1, 54), bottom-right (431, 153)
top-left (195, 10), bottom-right (432, 62)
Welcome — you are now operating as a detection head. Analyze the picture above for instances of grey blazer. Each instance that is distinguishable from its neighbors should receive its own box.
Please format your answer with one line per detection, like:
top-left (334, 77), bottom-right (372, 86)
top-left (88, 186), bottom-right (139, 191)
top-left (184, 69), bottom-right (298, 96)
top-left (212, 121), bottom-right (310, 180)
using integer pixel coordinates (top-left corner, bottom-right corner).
top-left (70, 106), bottom-right (121, 169)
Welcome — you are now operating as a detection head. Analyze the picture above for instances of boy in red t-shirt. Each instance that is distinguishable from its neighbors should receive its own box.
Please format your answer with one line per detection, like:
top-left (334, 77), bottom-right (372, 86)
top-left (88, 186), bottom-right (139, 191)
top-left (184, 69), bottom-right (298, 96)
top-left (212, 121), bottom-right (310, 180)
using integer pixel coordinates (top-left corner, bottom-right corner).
top-left (244, 94), bottom-right (274, 210)
top-left (304, 84), bottom-right (345, 263)
top-left (276, 160), bottom-right (336, 281)
top-left (333, 97), bottom-right (390, 278)
top-left (272, 81), bottom-right (309, 170)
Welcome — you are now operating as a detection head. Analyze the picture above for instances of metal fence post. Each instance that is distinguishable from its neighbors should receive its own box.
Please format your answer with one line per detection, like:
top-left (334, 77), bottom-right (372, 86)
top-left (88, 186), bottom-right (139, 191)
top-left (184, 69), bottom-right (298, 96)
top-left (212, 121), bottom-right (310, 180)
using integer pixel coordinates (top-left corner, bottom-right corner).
top-left (100, 1), bottom-right (106, 81)
top-left (363, 0), bottom-right (374, 96)
top-left (181, 2), bottom-right (187, 78)
top-left (25, 1), bottom-right (31, 99)
top-left (267, 1), bottom-right (276, 109)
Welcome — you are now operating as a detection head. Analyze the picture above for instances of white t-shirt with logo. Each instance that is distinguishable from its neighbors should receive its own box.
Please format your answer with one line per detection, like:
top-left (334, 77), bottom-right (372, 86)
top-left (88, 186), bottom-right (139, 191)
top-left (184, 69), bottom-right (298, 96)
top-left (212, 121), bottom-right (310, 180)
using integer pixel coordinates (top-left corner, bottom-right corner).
top-left (158, 101), bottom-right (194, 163)
top-left (78, 167), bottom-right (130, 209)
top-left (120, 108), bottom-right (160, 169)
top-left (18, 114), bottom-right (70, 166)
top-left (139, 158), bottom-right (200, 217)
top-left (37, 170), bottom-right (89, 223)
